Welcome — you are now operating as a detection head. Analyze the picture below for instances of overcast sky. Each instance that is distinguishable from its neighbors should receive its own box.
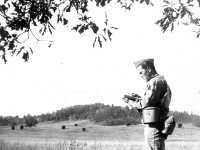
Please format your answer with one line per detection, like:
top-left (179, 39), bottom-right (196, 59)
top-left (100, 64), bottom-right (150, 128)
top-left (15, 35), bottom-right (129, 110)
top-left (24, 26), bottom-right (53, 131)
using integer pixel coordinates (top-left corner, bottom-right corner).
top-left (0, 1), bottom-right (200, 117)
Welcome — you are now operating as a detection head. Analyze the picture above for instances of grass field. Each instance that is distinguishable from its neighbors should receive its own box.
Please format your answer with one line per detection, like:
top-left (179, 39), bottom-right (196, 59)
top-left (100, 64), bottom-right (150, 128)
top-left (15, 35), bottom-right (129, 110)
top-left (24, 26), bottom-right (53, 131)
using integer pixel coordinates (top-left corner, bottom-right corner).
top-left (0, 120), bottom-right (200, 150)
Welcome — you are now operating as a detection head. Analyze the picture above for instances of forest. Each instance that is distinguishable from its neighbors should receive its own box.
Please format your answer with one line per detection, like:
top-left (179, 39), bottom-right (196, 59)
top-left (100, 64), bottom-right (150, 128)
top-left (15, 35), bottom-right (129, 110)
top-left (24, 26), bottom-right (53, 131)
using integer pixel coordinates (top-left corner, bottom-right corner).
top-left (1, 103), bottom-right (200, 127)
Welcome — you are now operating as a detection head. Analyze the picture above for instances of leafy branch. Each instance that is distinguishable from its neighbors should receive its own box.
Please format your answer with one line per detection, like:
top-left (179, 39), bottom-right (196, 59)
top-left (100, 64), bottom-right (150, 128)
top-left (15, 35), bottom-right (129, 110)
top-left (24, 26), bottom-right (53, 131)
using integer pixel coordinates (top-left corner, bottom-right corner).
top-left (0, 0), bottom-right (200, 63)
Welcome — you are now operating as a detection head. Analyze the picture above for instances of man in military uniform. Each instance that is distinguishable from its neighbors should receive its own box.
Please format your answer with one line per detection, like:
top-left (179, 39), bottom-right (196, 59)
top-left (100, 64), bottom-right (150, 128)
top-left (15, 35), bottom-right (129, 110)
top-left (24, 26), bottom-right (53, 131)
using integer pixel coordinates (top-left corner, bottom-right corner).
top-left (123, 58), bottom-right (172, 150)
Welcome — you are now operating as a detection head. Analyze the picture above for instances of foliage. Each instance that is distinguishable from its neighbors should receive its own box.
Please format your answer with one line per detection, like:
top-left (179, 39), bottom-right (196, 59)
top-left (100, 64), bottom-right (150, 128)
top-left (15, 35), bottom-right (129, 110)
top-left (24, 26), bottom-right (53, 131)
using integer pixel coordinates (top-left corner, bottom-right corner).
top-left (0, 0), bottom-right (118, 63)
top-left (24, 115), bottom-right (38, 127)
top-left (1, 103), bottom-right (200, 127)
top-left (155, 0), bottom-right (200, 34)
top-left (193, 120), bottom-right (200, 127)
top-left (0, 115), bottom-right (19, 126)
top-left (0, 0), bottom-right (200, 63)
top-left (104, 117), bottom-right (141, 126)
top-left (192, 115), bottom-right (200, 127)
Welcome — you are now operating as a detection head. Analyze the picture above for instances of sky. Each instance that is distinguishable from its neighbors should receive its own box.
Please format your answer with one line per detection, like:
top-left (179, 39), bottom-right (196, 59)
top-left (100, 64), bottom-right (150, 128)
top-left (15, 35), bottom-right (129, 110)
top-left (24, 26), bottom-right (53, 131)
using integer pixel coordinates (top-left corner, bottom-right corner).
top-left (0, 1), bottom-right (200, 117)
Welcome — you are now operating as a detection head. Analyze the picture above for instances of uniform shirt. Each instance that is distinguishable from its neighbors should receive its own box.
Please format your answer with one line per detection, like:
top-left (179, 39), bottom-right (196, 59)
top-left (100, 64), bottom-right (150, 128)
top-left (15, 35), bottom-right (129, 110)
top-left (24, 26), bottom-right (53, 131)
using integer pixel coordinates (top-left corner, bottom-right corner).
top-left (131, 75), bottom-right (172, 110)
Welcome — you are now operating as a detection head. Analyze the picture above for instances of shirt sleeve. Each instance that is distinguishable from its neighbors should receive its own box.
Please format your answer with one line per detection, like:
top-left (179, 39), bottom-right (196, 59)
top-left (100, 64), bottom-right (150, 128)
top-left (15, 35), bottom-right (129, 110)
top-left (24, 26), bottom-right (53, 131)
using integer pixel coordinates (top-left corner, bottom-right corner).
top-left (132, 79), bottom-right (160, 109)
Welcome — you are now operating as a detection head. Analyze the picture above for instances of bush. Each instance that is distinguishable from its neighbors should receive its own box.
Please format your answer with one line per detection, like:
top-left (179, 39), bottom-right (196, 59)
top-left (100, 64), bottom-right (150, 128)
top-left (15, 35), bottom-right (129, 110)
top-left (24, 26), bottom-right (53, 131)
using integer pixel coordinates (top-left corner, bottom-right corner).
top-left (74, 123), bottom-right (78, 126)
top-left (126, 123), bottom-right (131, 126)
top-left (11, 126), bottom-right (15, 130)
top-left (177, 123), bottom-right (182, 128)
top-left (25, 116), bottom-right (38, 127)
top-left (20, 125), bottom-right (24, 130)
top-left (62, 125), bottom-right (66, 129)
top-left (193, 120), bottom-right (200, 127)
top-left (82, 128), bottom-right (86, 132)
top-left (104, 117), bottom-right (141, 126)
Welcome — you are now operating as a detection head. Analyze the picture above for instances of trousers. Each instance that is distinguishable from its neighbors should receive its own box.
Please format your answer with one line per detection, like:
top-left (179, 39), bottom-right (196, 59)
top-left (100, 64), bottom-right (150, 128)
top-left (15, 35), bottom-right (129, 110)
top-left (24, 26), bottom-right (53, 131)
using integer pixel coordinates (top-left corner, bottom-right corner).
top-left (144, 123), bottom-right (167, 150)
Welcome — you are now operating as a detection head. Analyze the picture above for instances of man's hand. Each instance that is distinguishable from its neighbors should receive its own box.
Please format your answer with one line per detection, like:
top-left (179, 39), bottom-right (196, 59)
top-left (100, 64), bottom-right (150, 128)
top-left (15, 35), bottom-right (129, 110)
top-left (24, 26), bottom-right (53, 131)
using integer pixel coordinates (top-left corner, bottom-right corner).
top-left (132, 93), bottom-right (141, 98)
top-left (122, 97), bottom-right (129, 103)
top-left (122, 97), bottom-right (136, 107)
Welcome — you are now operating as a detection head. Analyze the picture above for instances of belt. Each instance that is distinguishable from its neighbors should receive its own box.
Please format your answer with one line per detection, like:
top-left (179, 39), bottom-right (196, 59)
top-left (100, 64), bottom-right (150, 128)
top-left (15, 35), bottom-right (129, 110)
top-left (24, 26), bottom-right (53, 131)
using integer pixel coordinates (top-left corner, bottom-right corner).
top-left (144, 122), bottom-right (162, 128)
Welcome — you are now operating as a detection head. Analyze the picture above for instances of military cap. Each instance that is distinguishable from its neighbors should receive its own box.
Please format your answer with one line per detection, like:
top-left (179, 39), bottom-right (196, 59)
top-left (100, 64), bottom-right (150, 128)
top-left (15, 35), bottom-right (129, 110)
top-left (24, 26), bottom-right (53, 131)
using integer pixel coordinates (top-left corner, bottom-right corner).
top-left (133, 58), bottom-right (154, 68)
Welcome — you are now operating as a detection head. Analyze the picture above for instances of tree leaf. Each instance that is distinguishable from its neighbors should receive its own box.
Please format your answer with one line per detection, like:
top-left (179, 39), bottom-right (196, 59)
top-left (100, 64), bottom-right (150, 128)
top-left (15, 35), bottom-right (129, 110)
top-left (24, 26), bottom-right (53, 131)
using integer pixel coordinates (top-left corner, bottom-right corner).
top-left (110, 27), bottom-right (118, 30)
top-left (8, 40), bottom-right (15, 50)
top-left (72, 24), bottom-right (82, 32)
top-left (78, 25), bottom-right (85, 34)
top-left (140, 0), bottom-right (145, 4)
top-left (48, 22), bottom-right (55, 30)
top-left (101, 35), bottom-right (107, 42)
top-left (197, 0), bottom-right (200, 7)
top-left (22, 52), bottom-right (29, 62)
top-left (107, 29), bottom-right (112, 41)
top-left (29, 47), bottom-right (33, 54)
top-left (2, 54), bottom-right (7, 64)
top-left (93, 37), bottom-right (97, 48)
top-left (171, 23), bottom-right (174, 32)
top-left (57, 14), bottom-right (60, 23)
top-left (98, 36), bottom-right (102, 47)
top-left (63, 18), bottom-right (68, 25)
top-left (48, 26), bottom-right (52, 35)
top-left (145, 0), bottom-right (150, 5)
top-left (16, 46), bottom-right (24, 56)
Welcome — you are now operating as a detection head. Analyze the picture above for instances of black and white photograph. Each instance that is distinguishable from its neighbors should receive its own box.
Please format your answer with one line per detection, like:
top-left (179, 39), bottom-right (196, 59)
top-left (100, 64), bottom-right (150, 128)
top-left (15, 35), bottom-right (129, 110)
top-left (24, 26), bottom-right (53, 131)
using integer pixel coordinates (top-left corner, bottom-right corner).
top-left (0, 0), bottom-right (200, 149)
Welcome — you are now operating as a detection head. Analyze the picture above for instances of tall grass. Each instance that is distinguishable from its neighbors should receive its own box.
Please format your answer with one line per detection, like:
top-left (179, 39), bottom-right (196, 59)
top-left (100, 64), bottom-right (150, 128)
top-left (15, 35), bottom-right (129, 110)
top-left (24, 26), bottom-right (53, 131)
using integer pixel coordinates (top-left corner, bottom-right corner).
top-left (0, 139), bottom-right (144, 150)
top-left (1, 140), bottom-right (200, 150)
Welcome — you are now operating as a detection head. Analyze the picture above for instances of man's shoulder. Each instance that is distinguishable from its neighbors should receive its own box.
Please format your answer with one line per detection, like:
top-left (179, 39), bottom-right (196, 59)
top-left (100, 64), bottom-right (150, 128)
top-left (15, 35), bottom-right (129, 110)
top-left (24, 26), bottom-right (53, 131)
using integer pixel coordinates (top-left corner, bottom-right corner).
top-left (149, 75), bottom-right (166, 85)
top-left (153, 75), bottom-right (166, 81)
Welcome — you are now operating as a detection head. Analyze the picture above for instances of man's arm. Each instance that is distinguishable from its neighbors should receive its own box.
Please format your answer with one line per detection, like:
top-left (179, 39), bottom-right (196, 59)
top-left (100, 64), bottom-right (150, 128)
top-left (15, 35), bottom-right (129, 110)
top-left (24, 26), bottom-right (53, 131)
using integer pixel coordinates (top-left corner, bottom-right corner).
top-left (131, 80), bottom-right (160, 109)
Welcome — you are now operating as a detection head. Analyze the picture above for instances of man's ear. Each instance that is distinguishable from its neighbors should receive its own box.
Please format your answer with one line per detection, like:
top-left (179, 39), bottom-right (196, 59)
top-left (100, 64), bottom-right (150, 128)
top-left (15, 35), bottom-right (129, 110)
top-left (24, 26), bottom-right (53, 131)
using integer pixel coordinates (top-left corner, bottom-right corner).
top-left (147, 66), bottom-right (151, 73)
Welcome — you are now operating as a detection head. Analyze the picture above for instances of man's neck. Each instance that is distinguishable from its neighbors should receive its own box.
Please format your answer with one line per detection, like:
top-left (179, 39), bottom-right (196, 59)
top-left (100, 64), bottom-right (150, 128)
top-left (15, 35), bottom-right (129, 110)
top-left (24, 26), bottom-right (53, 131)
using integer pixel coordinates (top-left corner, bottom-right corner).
top-left (149, 72), bottom-right (159, 80)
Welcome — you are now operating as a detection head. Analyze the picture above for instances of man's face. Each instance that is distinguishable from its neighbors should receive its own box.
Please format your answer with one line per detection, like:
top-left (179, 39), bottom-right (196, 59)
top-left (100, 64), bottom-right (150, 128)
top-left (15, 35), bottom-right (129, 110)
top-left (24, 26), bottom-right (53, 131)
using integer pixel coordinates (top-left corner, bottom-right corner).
top-left (137, 65), bottom-right (150, 82)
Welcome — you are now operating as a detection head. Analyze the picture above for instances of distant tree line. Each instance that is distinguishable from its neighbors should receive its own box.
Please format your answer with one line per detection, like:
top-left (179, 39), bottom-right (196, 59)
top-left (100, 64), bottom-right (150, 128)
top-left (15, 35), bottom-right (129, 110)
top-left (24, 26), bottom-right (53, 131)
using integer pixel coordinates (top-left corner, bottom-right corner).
top-left (1, 103), bottom-right (200, 127)
top-left (0, 114), bottom-right (38, 127)
top-left (37, 103), bottom-right (142, 126)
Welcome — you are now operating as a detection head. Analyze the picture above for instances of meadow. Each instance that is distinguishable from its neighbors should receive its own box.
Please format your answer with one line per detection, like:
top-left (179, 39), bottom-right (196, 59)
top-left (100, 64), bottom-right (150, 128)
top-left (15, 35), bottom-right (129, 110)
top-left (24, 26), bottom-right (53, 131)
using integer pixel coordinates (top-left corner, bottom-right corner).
top-left (0, 120), bottom-right (200, 150)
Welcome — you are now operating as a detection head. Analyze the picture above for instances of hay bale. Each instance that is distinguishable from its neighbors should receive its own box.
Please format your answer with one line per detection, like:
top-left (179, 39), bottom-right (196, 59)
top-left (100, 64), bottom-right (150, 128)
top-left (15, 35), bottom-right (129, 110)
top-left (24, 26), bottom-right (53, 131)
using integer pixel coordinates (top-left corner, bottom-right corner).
top-left (11, 126), bottom-right (15, 130)
top-left (20, 125), bottom-right (24, 130)
top-left (62, 125), bottom-right (66, 129)
top-left (177, 123), bottom-right (182, 128)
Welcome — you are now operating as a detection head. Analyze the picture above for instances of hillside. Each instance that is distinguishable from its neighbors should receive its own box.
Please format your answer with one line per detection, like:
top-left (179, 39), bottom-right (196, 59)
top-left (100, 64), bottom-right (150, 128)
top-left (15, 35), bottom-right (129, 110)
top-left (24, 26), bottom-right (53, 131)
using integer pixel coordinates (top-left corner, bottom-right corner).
top-left (1, 103), bottom-right (200, 128)
top-left (1, 120), bottom-right (200, 143)
top-left (1, 120), bottom-right (200, 150)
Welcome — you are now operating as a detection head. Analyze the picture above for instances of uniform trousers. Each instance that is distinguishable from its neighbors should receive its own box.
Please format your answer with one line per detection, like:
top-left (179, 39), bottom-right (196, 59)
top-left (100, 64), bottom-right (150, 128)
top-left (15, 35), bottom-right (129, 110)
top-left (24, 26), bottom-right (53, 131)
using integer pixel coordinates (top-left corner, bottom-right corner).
top-left (144, 123), bottom-right (167, 150)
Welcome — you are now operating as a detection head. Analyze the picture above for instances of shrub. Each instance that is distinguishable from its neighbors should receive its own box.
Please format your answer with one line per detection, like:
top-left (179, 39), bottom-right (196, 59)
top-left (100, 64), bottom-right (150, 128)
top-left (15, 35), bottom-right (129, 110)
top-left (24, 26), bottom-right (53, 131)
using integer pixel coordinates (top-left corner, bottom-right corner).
top-left (193, 120), bottom-right (200, 127)
top-left (126, 122), bottom-right (131, 126)
top-left (25, 116), bottom-right (38, 127)
top-left (74, 123), bottom-right (78, 126)
top-left (20, 125), bottom-right (24, 130)
top-left (62, 125), bottom-right (66, 129)
top-left (177, 123), bottom-right (182, 128)
top-left (104, 117), bottom-right (141, 126)
top-left (11, 126), bottom-right (15, 130)
top-left (82, 128), bottom-right (86, 132)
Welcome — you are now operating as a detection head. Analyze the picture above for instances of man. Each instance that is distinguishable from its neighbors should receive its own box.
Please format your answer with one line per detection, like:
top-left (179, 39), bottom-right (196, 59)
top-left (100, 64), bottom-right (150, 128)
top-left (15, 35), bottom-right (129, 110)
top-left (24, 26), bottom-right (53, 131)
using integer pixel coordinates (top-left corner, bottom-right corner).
top-left (123, 58), bottom-right (172, 150)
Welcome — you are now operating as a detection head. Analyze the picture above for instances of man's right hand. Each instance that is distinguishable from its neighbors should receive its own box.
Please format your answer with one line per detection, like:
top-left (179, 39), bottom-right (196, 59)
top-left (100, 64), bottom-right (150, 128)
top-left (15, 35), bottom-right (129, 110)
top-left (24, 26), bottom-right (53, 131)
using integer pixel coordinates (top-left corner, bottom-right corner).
top-left (122, 97), bottom-right (129, 103)
top-left (132, 93), bottom-right (141, 98)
